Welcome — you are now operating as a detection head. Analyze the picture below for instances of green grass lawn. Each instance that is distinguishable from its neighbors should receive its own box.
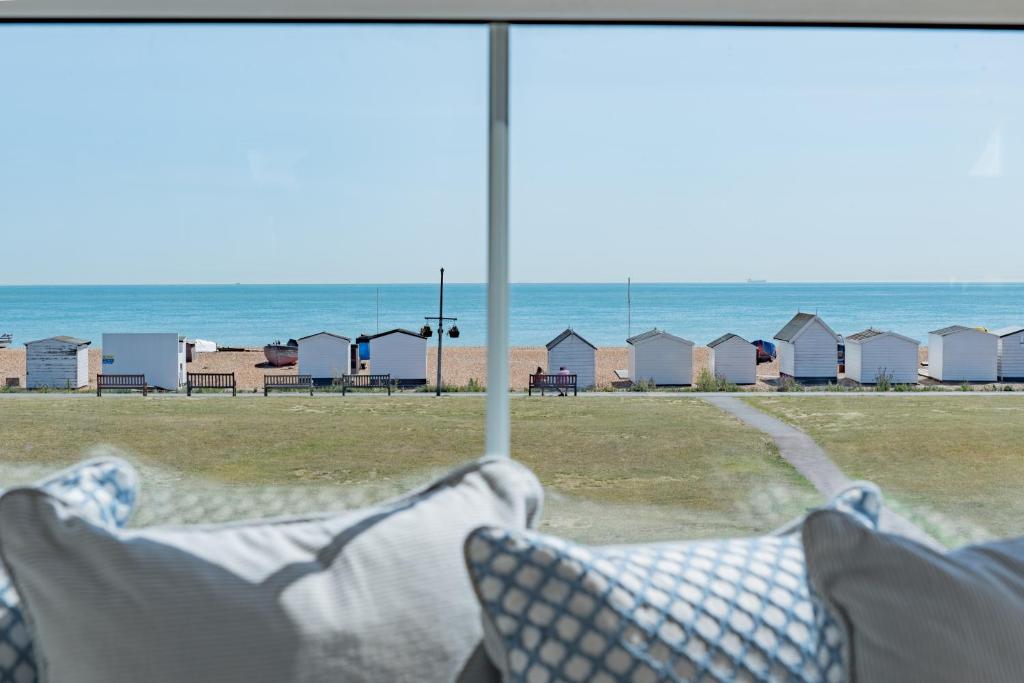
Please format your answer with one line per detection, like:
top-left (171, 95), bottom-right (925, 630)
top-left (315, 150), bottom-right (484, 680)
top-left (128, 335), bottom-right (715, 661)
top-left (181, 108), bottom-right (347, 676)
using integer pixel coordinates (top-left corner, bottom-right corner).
top-left (0, 396), bottom-right (818, 543)
top-left (745, 396), bottom-right (1024, 545)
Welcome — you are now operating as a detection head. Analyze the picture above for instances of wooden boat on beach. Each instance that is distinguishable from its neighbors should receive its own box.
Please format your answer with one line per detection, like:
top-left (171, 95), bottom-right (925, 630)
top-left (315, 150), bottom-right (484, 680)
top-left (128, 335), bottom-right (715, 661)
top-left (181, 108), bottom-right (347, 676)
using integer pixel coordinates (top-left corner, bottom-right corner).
top-left (263, 339), bottom-right (298, 367)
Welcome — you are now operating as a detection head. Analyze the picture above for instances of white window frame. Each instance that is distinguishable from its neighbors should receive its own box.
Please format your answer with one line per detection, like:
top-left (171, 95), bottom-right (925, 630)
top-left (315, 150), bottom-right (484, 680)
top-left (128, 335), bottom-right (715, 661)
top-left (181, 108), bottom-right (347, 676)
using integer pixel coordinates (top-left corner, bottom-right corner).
top-left (4, 1), bottom-right (1021, 457)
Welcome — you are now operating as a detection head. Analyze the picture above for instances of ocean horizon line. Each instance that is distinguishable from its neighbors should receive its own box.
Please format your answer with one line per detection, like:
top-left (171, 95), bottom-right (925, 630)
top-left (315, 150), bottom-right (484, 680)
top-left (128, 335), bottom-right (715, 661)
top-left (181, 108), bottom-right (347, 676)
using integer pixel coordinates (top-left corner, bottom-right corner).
top-left (3, 281), bottom-right (1024, 288)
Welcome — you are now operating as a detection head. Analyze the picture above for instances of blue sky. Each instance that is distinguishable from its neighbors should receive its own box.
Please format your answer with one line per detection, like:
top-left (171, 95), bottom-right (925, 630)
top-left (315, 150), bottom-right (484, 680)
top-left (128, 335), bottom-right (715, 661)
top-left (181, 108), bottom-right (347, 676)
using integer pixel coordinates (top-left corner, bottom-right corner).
top-left (1, 24), bottom-right (1020, 284)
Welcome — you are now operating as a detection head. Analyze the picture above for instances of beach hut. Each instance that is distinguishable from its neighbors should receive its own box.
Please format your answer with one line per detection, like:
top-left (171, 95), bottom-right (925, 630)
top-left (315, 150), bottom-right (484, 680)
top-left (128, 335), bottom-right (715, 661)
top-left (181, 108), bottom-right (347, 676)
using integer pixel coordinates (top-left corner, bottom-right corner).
top-left (367, 329), bottom-right (427, 385)
top-left (25, 336), bottom-right (91, 389)
top-left (298, 332), bottom-right (352, 381)
top-left (101, 333), bottom-right (185, 390)
top-left (626, 329), bottom-right (693, 386)
top-left (707, 333), bottom-right (756, 385)
top-left (994, 326), bottom-right (1024, 381)
top-left (844, 328), bottom-right (920, 384)
top-left (546, 329), bottom-right (596, 389)
top-left (927, 326), bottom-right (997, 382)
top-left (773, 313), bottom-right (841, 381)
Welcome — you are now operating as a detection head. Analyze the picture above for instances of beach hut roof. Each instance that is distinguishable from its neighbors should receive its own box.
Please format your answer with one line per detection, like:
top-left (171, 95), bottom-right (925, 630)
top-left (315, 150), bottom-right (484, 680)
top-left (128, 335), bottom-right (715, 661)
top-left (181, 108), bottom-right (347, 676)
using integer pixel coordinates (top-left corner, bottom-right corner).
top-left (546, 328), bottom-right (596, 351)
top-left (626, 329), bottom-right (693, 346)
top-left (846, 328), bottom-right (919, 345)
top-left (24, 336), bottom-right (91, 347)
top-left (366, 328), bottom-right (427, 340)
top-left (297, 331), bottom-right (352, 342)
top-left (773, 313), bottom-right (839, 343)
top-left (992, 326), bottom-right (1024, 338)
top-left (930, 325), bottom-right (985, 337)
top-left (707, 333), bottom-right (749, 348)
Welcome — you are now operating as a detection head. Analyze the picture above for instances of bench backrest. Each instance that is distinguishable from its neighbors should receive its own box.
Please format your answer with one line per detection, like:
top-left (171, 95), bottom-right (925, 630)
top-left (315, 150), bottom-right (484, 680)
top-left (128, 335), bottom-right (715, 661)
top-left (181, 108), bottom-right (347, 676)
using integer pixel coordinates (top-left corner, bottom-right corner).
top-left (264, 375), bottom-right (312, 386)
top-left (98, 374), bottom-right (146, 387)
top-left (530, 374), bottom-right (577, 387)
top-left (187, 373), bottom-right (235, 388)
top-left (341, 374), bottom-right (391, 387)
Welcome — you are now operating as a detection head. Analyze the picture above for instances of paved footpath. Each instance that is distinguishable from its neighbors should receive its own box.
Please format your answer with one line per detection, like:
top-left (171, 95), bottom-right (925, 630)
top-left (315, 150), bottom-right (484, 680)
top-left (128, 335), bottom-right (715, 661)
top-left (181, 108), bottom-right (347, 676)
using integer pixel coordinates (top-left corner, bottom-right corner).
top-left (703, 395), bottom-right (944, 550)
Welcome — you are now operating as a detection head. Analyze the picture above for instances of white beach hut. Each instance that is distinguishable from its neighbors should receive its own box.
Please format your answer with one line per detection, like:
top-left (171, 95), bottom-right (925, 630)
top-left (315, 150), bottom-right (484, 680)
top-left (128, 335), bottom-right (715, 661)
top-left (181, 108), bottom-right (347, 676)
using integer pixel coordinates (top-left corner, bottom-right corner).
top-left (298, 332), bottom-right (352, 380)
top-left (546, 329), bottom-right (597, 389)
top-left (101, 333), bottom-right (185, 390)
top-left (368, 329), bottom-right (427, 384)
top-left (707, 333), bottom-right (756, 385)
top-left (626, 329), bottom-right (693, 386)
top-left (927, 326), bottom-right (997, 382)
top-left (994, 326), bottom-right (1024, 381)
top-left (773, 313), bottom-right (841, 381)
top-left (25, 336), bottom-right (91, 389)
top-left (844, 328), bottom-right (920, 385)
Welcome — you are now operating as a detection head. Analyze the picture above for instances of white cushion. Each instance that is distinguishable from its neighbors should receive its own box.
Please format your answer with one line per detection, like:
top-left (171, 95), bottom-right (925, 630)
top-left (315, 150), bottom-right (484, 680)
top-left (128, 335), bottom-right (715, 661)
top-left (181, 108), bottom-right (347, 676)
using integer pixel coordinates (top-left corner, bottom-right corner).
top-left (0, 457), bottom-right (541, 683)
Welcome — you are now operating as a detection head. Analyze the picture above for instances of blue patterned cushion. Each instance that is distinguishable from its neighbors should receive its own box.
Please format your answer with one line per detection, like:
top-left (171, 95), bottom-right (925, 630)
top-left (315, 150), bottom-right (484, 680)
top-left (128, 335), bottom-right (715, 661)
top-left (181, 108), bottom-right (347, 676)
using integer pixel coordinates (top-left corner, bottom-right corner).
top-left (465, 484), bottom-right (880, 683)
top-left (0, 458), bottom-right (138, 683)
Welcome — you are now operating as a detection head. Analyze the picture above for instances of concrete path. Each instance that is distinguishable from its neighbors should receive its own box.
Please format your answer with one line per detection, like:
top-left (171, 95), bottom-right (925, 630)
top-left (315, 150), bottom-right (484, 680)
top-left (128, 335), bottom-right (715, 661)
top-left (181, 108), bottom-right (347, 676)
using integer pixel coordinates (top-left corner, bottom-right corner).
top-left (704, 395), bottom-right (944, 550)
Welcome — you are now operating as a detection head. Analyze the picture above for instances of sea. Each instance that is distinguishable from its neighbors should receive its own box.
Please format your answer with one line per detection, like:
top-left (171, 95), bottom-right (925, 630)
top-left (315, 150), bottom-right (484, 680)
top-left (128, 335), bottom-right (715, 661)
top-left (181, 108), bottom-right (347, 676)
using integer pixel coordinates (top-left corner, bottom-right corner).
top-left (1, 283), bottom-right (1022, 348)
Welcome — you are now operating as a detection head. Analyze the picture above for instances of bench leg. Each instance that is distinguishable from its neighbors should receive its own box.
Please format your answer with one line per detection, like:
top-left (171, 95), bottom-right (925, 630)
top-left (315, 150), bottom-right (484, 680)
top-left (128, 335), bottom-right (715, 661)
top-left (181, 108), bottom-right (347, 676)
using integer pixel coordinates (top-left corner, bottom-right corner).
top-left (97, 386), bottom-right (102, 397)
top-left (232, 385), bottom-right (236, 397)
top-left (187, 385), bottom-right (192, 397)
top-left (264, 387), bottom-right (269, 397)
top-left (143, 384), bottom-right (148, 397)
top-left (387, 384), bottom-right (391, 396)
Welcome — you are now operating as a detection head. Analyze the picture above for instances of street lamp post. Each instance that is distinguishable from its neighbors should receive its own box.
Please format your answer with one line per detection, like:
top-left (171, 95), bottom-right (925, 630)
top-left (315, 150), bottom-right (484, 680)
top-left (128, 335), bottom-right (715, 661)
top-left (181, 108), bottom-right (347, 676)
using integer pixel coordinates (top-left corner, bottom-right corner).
top-left (424, 267), bottom-right (458, 397)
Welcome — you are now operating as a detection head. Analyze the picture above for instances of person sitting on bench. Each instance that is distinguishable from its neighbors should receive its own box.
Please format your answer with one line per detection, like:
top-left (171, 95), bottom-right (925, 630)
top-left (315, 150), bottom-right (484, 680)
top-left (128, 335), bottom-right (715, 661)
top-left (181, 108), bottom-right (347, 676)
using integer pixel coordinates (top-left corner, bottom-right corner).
top-left (557, 366), bottom-right (570, 396)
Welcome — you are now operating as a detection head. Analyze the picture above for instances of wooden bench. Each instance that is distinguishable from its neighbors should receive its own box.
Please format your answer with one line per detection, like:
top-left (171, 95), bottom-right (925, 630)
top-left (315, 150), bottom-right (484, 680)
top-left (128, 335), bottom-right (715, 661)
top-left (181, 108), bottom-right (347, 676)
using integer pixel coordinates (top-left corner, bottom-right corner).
top-left (187, 372), bottom-right (236, 396)
top-left (338, 374), bottom-right (392, 396)
top-left (264, 374), bottom-right (313, 396)
top-left (528, 373), bottom-right (578, 396)
top-left (97, 374), bottom-right (148, 397)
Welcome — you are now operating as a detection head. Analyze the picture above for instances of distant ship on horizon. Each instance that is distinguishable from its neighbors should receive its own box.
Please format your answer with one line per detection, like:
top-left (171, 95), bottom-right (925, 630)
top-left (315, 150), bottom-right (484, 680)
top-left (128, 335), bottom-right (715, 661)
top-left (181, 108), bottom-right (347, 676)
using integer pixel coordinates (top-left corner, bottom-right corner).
top-left (746, 278), bottom-right (768, 284)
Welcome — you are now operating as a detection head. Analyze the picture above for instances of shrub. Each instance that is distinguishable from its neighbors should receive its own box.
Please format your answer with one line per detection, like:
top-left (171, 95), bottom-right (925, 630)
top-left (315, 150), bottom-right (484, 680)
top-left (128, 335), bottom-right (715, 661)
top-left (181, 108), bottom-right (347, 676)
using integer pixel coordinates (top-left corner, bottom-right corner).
top-left (874, 369), bottom-right (893, 392)
top-left (630, 378), bottom-right (657, 392)
top-left (777, 377), bottom-right (804, 393)
top-left (959, 382), bottom-right (973, 392)
top-left (692, 369), bottom-right (737, 392)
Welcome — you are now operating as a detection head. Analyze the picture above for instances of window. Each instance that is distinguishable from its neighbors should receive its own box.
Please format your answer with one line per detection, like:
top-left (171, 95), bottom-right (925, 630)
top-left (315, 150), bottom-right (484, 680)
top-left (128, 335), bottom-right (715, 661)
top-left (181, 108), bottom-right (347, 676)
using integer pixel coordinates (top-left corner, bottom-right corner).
top-left (0, 23), bottom-right (491, 523)
top-left (1, 13), bottom-right (1022, 546)
top-left (1, 7), bottom-right (1023, 682)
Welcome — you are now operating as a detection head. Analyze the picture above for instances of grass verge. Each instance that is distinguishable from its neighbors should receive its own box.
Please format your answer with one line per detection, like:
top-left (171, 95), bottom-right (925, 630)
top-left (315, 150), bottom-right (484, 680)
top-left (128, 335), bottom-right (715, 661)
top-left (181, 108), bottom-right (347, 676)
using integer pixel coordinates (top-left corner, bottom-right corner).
top-left (744, 396), bottom-right (1024, 545)
top-left (0, 396), bottom-right (818, 543)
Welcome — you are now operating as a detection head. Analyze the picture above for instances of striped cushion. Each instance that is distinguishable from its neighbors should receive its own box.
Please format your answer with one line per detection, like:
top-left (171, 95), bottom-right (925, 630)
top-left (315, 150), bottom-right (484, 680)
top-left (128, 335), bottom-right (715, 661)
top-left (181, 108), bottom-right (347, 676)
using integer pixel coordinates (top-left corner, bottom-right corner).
top-left (0, 458), bottom-right (138, 683)
top-left (465, 484), bottom-right (879, 683)
top-left (804, 510), bottom-right (1024, 683)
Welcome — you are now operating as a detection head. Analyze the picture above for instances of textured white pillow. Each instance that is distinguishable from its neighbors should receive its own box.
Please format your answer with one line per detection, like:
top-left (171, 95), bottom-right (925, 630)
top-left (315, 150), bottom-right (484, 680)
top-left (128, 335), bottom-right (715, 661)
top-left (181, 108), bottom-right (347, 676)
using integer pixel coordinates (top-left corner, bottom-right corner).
top-left (0, 457), bottom-right (138, 683)
top-left (0, 457), bottom-right (542, 683)
top-left (465, 485), bottom-right (881, 683)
